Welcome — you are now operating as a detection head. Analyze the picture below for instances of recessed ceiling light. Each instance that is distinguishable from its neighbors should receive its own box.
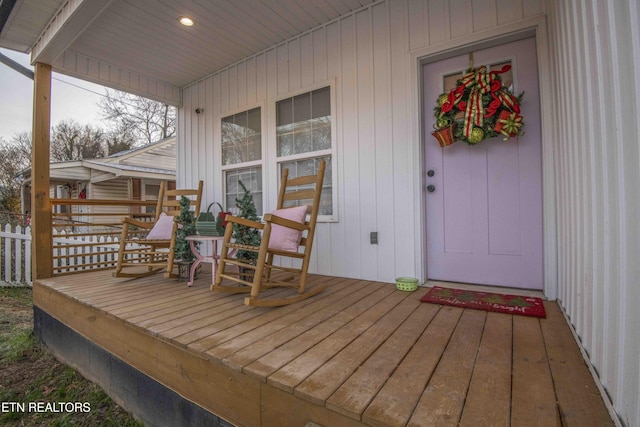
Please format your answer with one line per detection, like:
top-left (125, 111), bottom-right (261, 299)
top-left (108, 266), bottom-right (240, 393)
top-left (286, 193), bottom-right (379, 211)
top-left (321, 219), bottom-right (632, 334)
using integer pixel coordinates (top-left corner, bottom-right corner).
top-left (179, 16), bottom-right (194, 27)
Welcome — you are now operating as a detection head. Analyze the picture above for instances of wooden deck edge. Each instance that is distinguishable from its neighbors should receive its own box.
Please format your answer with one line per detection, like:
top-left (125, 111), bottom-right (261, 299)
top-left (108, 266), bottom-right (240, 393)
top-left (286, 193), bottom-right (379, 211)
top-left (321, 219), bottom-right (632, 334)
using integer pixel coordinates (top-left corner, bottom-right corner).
top-left (33, 306), bottom-right (233, 427)
top-left (260, 383), bottom-right (368, 427)
top-left (33, 280), bottom-right (258, 427)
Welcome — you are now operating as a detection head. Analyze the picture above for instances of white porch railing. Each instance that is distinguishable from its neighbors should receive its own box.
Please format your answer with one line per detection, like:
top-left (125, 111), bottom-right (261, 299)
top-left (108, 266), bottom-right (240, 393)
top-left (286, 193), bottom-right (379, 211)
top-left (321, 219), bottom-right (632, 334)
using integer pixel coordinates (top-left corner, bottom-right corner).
top-left (0, 224), bottom-right (32, 286)
top-left (52, 231), bottom-right (123, 275)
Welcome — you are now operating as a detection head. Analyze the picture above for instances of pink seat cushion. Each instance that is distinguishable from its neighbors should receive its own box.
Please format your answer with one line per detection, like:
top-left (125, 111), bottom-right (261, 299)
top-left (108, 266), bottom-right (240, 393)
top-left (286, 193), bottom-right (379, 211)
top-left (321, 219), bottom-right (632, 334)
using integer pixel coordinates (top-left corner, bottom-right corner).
top-left (268, 206), bottom-right (308, 251)
top-left (146, 213), bottom-right (175, 240)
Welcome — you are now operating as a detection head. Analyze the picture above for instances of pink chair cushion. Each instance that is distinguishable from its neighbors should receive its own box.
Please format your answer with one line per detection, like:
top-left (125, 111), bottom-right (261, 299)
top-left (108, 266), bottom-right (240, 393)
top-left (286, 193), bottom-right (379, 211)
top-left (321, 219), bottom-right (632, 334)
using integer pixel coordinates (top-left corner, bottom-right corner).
top-left (268, 206), bottom-right (308, 251)
top-left (146, 213), bottom-right (175, 240)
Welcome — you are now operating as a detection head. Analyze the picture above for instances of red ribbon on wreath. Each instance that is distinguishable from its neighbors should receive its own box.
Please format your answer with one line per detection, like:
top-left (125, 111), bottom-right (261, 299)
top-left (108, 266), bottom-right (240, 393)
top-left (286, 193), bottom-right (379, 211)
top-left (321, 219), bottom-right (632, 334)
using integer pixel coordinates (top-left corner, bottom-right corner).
top-left (454, 65), bottom-right (512, 139)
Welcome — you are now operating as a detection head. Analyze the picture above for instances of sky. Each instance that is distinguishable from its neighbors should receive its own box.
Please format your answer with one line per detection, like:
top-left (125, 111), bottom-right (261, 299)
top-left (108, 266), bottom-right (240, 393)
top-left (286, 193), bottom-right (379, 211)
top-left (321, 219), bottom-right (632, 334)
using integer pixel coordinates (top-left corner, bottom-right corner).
top-left (0, 48), bottom-right (108, 142)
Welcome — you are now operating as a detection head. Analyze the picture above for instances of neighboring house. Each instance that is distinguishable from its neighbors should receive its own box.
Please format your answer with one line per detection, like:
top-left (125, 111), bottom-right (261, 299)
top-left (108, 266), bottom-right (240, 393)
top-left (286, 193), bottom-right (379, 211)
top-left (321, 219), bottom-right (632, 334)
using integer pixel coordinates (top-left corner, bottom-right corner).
top-left (17, 137), bottom-right (176, 222)
top-left (1, 1), bottom-right (638, 425)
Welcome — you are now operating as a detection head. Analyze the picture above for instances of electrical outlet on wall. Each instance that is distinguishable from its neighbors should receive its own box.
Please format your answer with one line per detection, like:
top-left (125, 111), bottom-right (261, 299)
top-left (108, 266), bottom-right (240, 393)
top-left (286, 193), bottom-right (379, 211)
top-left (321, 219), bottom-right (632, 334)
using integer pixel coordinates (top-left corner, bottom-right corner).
top-left (370, 232), bottom-right (378, 244)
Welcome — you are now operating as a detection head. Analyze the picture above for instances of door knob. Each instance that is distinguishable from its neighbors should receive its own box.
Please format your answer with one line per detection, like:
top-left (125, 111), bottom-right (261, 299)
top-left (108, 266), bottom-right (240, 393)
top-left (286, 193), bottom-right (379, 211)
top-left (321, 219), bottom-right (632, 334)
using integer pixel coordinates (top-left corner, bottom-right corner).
top-left (427, 185), bottom-right (435, 192)
top-left (427, 170), bottom-right (435, 177)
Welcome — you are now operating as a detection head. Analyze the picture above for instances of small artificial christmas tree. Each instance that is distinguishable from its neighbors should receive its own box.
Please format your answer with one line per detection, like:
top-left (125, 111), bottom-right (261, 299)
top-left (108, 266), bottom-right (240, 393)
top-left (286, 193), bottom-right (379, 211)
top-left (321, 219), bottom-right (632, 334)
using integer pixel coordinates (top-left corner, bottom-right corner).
top-left (233, 180), bottom-right (261, 263)
top-left (174, 196), bottom-right (197, 263)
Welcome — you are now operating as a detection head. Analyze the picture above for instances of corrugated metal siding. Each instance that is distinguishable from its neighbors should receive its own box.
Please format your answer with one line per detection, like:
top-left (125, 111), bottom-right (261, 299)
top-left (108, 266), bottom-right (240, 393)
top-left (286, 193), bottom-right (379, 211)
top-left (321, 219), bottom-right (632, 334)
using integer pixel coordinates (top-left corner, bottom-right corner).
top-left (547, 1), bottom-right (639, 425)
top-left (179, 0), bottom-right (543, 283)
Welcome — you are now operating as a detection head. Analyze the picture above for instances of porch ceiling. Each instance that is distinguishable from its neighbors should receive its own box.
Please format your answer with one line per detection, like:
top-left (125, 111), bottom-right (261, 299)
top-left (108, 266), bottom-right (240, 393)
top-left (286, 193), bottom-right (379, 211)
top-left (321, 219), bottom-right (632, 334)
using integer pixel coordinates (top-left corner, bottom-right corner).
top-left (1, 0), bottom-right (376, 98)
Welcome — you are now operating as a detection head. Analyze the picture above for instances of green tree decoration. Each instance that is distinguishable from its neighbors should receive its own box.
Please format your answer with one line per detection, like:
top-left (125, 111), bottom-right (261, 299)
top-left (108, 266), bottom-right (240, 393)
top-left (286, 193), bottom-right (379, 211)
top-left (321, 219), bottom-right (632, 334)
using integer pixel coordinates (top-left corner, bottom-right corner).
top-left (233, 181), bottom-right (261, 263)
top-left (174, 196), bottom-right (197, 263)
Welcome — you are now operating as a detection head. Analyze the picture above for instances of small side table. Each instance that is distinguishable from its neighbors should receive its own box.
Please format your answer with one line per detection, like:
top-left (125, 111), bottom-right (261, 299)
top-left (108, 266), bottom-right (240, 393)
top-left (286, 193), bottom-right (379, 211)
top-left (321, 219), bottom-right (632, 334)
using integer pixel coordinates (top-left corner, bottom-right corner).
top-left (185, 235), bottom-right (225, 287)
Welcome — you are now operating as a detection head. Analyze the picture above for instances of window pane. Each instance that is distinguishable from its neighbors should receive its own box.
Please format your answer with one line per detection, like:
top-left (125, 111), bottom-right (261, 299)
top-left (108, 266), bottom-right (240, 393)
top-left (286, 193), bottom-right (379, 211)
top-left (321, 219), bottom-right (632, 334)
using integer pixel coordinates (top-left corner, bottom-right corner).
top-left (443, 72), bottom-right (461, 92)
top-left (276, 87), bottom-right (331, 157)
top-left (293, 92), bottom-right (311, 123)
top-left (225, 166), bottom-right (263, 216)
top-left (312, 86), bottom-right (330, 118)
top-left (279, 156), bottom-right (332, 216)
top-left (144, 184), bottom-right (160, 214)
top-left (312, 121), bottom-right (331, 151)
top-left (277, 133), bottom-right (293, 157)
top-left (247, 107), bottom-right (261, 132)
top-left (277, 98), bottom-right (293, 126)
top-left (222, 107), bottom-right (261, 165)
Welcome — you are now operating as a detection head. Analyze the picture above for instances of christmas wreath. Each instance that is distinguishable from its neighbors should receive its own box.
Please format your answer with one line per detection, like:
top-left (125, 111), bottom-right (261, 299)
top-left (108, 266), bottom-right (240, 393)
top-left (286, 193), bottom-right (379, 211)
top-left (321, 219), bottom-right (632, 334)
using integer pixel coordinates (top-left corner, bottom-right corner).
top-left (432, 64), bottom-right (524, 146)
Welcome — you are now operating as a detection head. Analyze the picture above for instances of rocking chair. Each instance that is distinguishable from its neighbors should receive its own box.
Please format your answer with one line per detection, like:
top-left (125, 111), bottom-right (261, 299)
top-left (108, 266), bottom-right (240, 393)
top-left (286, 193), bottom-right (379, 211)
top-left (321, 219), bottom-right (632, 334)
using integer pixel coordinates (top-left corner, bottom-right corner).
top-left (212, 160), bottom-right (327, 306)
top-left (113, 181), bottom-right (203, 279)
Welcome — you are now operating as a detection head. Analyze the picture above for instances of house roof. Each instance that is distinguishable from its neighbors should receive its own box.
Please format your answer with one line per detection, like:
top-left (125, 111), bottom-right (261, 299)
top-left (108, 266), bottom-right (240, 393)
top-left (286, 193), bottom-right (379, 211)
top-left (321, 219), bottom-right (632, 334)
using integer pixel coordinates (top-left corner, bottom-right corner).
top-left (0, 0), bottom-right (376, 105)
top-left (82, 160), bottom-right (175, 176)
top-left (18, 136), bottom-right (176, 183)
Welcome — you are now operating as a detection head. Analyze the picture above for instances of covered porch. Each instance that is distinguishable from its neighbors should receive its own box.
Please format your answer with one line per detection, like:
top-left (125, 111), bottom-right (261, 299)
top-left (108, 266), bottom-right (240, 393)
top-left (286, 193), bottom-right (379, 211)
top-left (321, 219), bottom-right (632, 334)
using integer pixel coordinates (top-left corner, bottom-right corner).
top-left (33, 268), bottom-right (614, 427)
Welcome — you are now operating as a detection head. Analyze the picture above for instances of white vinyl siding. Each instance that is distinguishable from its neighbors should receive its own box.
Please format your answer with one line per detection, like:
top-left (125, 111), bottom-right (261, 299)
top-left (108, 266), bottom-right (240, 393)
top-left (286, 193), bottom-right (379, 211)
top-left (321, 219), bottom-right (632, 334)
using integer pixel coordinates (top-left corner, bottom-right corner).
top-left (89, 180), bottom-right (130, 224)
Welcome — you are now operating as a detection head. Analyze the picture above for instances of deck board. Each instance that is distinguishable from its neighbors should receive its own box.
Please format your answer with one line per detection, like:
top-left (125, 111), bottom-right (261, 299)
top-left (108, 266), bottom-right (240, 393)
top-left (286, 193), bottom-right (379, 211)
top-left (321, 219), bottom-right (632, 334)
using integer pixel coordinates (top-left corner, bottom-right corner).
top-left (406, 309), bottom-right (486, 426)
top-left (243, 282), bottom-right (399, 382)
top-left (33, 270), bottom-right (615, 427)
top-left (325, 300), bottom-right (439, 420)
top-left (201, 278), bottom-right (367, 362)
top-left (362, 305), bottom-right (463, 427)
top-left (459, 312), bottom-right (513, 426)
top-left (511, 311), bottom-right (561, 426)
top-left (215, 282), bottom-right (393, 371)
top-left (294, 291), bottom-right (416, 406)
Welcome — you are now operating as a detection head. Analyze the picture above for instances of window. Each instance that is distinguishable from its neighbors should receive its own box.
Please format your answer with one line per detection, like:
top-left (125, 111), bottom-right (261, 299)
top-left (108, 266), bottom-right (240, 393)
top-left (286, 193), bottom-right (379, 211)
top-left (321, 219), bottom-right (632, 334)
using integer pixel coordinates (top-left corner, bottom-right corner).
top-left (221, 107), bottom-right (263, 215)
top-left (144, 183), bottom-right (160, 214)
top-left (276, 86), bottom-right (333, 217)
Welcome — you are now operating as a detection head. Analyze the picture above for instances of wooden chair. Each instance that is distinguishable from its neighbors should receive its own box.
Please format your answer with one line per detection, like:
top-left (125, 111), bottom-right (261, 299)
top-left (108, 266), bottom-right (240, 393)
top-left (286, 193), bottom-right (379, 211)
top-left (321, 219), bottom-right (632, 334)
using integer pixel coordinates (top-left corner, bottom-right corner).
top-left (113, 181), bottom-right (203, 279)
top-left (212, 160), bottom-right (327, 306)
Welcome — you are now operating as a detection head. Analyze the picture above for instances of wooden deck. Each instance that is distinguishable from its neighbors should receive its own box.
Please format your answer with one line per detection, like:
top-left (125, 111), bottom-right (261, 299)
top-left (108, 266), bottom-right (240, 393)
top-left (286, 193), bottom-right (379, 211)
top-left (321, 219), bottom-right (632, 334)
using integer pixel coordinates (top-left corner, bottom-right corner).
top-left (33, 269), bottom-right (615, 427)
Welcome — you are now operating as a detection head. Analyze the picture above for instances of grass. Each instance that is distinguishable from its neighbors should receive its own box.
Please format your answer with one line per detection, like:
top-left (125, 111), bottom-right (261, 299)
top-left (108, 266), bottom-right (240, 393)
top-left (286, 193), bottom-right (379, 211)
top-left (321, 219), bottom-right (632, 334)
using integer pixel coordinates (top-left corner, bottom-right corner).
top-left (0, 287), bottom-right (143, 426)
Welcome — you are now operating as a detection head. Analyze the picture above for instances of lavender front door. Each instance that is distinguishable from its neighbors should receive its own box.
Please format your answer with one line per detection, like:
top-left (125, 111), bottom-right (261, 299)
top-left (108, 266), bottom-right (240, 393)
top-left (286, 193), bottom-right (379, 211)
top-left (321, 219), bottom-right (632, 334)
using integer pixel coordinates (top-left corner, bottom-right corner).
top-left (423, 37), bottom-right (543, 290)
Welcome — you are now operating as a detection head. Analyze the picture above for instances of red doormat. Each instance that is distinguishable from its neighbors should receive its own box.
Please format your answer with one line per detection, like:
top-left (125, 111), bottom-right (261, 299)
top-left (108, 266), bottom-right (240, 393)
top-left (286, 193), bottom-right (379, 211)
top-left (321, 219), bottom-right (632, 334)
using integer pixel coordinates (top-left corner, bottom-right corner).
top-left (420, 286), bottom-right (546, 318)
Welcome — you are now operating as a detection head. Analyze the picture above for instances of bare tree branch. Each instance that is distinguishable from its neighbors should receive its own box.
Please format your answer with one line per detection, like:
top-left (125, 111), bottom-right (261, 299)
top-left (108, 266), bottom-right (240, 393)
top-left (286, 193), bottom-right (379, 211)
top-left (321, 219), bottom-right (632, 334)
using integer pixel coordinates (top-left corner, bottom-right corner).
top-left (99, 89), bottom-right (175, 145)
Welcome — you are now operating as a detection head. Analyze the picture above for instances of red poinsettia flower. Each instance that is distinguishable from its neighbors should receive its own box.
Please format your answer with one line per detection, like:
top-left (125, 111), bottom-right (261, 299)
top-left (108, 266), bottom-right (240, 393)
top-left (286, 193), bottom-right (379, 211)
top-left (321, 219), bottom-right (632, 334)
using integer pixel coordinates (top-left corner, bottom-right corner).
top-left (490, 80), bottom-right (501, 92)
top-left (458, 101), bottom-right (467, 110)
top-left (442, 102), bottom-right (454, 113)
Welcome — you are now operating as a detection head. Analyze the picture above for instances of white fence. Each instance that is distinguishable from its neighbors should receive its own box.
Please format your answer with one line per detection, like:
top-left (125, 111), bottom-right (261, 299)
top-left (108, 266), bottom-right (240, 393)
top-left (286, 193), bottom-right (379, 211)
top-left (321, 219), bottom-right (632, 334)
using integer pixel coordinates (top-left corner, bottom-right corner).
top-left (0, 224), bottom-right (32, 286)
top-left (0, 224), bottom-right (124, 286)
